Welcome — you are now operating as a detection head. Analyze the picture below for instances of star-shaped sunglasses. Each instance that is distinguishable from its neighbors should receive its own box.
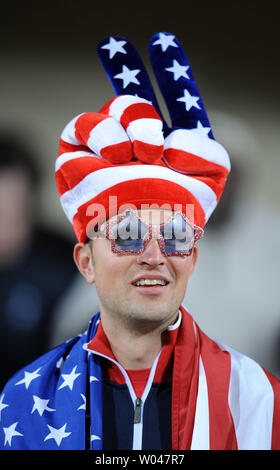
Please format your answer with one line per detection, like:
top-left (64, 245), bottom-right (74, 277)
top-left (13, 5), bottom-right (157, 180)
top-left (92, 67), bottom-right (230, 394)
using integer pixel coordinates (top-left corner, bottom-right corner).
top-left (95, 210), bottom-right (204, 257)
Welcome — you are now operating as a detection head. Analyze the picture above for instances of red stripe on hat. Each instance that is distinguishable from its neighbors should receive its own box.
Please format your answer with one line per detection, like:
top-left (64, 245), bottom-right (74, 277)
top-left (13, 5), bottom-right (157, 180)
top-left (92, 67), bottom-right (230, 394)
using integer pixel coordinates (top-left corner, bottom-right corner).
top-left (58, 139), bottom-right (89, 157)
top-left (133, 140), bottom-right (163, 163)
top-left (263, 369), bottom-right (280, 450)
top-left (56, 157), bottom-right (172, 197)
top-left (74, 112), bottom-right (110, 146)
top-left (194, 175), bottom-right (227, 201)
top-left (164, 148), bottom-right (229, 178)
top-left (100, 140), bottom-right (132, 163)
top-left (55, 171), bottom-right (69, 197)
top-left (120, 102), bottom-right (161, 130)
top-left (199, 331), bottom-right (238, 450)
top-left (72, 178), bottom-right (206, 242)
top-left (164, 148), bottom-right (228, 200)
top-left (55, 156), bottom-right (115, 196)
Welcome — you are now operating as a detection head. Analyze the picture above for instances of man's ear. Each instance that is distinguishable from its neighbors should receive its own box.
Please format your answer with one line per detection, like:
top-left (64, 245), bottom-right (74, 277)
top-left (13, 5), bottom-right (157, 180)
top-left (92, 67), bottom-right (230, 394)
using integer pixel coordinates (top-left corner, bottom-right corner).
top-left (73, 242), bottom-right (95, 284)
top-left (190, 245), bottom-right (199, 275)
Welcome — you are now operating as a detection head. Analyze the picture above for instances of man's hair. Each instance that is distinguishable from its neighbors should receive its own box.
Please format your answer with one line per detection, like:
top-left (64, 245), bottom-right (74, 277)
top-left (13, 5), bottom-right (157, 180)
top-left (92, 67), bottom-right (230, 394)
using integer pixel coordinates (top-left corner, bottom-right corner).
top-left (0, 134), bottom-right (40, 188)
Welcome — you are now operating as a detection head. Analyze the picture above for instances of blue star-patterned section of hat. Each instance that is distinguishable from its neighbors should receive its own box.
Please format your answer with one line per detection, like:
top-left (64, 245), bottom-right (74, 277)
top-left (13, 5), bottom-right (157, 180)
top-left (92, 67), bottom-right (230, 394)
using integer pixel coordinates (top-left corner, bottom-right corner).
top-left (148, 32), bottom-right (213, 138)
top-left (98, 32), bottom-right (213, 139)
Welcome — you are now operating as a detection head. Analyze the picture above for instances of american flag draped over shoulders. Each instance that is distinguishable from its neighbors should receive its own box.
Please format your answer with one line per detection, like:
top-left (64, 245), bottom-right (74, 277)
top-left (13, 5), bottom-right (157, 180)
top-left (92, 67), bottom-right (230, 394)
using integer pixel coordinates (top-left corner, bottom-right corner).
top-left (1, 307), bottom-right (280, 450)
top-left (0, 313), bottom-right (103, 450)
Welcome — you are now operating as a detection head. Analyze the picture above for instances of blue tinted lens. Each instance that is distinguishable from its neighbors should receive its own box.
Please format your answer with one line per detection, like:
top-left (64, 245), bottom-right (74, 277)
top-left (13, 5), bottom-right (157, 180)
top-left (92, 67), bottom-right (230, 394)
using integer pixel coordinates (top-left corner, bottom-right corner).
top-left (161, 214), bottom-right (194, 253)
top-left (112, 213), bottom-right (148, 252)
top-left (114, 237), bottom-right (144, 251)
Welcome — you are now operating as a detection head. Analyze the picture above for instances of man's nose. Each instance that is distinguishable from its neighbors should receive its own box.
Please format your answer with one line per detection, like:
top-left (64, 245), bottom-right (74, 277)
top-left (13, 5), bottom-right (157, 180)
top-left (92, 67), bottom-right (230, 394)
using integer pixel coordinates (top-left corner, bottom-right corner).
top-left (136, 238), bottom-right (165, 266)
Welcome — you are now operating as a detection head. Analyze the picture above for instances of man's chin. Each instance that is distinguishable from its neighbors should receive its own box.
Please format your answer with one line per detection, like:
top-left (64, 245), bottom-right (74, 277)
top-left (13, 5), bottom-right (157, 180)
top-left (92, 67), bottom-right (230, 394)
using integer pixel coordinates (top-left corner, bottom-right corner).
top-left (125, 301), bottom-right (180, 330)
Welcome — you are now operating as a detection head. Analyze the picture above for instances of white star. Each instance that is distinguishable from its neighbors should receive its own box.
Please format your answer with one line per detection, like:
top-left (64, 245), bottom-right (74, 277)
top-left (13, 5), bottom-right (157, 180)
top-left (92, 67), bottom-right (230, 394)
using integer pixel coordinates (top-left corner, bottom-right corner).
top-left (192, 120), bottom-right (211, 137)
top-left (3, 422), bottom-right (23, 447)
top-left (31, 395), bottom-right (55, 416)
top-left (44, 423), bottom-right (71, 447)
top-left (77, 393), bottom-right (86, 411)
top-left (165, 59), bottom-right (190, 81)
top-left (114, 65), bottom-right (141, 89)
top-left (0, 394), bottom-right (8, 421)
top-left (15, 367), bottom-right (41, 390)
top-left (152, 33), bottom-right (178, 52)
top-left (58, 365), bottom-right (81, 391)
top-left (176, 89), bottom-right (201, 111)
top-left (101, 37), bottom-right (127, 59)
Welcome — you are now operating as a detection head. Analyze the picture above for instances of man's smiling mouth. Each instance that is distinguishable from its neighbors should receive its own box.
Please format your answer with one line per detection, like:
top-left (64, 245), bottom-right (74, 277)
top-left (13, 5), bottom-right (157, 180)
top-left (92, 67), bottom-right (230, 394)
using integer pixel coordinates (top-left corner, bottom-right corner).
top-left (133, 279), bottom-right (168, 286)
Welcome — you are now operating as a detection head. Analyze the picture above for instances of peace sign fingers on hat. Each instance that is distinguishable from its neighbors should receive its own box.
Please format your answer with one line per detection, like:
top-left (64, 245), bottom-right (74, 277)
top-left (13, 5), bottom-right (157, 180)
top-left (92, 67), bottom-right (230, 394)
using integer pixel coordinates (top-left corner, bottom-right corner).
top-left (97, 35), bottom-right (169, 135)
top-left (148, 32), bottom-right (213, 139)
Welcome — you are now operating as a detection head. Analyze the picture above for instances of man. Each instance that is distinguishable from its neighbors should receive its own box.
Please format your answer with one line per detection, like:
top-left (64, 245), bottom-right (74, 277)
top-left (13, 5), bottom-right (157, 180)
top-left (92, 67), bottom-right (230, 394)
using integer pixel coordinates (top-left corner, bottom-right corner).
top-left (0, 32), bottom-right (279, 451)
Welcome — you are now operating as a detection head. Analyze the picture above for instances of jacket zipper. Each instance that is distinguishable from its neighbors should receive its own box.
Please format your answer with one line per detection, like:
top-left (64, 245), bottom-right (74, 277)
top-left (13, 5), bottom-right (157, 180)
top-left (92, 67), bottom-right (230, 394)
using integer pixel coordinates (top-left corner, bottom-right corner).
top-left (87, 348), bottom-right (161, 450)
top-left (134, 397), bottom-right (142, 424)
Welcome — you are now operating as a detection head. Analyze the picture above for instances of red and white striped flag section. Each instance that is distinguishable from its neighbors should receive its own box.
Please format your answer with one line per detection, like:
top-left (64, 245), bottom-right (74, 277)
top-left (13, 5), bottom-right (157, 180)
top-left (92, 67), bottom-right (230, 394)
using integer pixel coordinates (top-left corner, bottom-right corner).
top-left (174, 306), bottom-right (280, 450)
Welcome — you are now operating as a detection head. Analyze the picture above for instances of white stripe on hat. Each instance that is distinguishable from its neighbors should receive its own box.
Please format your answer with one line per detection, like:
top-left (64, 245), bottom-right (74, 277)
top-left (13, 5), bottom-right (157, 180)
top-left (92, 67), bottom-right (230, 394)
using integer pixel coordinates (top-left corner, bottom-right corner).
top-left (87, 116), bottom-right (130, 155)
top-left (164, 129), bottom-right (231, 171)
top-left (191, 356), bottom-right (210, 450)
top-left (55, 151), bottom-right (99, 172)
top-left (60, 164), bottom-right (217, 223)
top-left (216, 341), bottom-right (274, 450)
top-left (60, 113), bottom-right (85, 145)
top-left (108, 95), bottom-right (150, 121)
top-left (126, 118), bottom-right (164, 145)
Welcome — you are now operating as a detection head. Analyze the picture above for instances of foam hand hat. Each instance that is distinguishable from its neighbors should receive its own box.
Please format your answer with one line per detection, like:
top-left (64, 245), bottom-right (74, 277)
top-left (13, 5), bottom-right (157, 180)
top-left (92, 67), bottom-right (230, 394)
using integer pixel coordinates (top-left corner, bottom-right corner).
top-left (56, 32), bottom-right (230, 242)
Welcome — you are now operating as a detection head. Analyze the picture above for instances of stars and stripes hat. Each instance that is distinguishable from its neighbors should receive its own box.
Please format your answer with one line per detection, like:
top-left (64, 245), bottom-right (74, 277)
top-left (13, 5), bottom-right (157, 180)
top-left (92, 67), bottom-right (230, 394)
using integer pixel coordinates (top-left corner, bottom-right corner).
top-left (55, 32), bottom-right (231, 243)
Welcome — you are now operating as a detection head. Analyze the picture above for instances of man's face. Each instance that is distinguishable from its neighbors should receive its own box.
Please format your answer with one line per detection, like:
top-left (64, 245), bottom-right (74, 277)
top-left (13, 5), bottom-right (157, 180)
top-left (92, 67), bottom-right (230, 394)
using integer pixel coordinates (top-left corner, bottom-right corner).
top-left (75, 209), bottom-right (198, 331)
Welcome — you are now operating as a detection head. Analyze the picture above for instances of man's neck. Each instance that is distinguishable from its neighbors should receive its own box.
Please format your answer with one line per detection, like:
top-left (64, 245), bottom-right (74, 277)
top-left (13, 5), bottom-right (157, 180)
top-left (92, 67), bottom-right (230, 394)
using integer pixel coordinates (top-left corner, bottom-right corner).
top-left (100, 309), bottom-right (180, 370)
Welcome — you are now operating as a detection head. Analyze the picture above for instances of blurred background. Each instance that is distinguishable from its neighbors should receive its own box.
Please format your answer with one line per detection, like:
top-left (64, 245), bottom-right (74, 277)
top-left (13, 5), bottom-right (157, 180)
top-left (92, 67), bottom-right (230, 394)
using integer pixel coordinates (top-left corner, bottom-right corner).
top-left (0, 0), bottom-right (279, 388)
